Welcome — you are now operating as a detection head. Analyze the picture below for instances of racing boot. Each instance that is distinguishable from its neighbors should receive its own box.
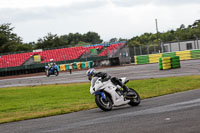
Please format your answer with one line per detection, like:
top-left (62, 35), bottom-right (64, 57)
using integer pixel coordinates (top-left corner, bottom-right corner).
top-left (122, 85), bottom-right (136, 98)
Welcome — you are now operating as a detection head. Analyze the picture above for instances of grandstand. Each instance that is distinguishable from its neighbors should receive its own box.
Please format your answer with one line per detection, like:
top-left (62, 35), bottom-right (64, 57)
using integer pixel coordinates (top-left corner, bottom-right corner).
top-left (0, 42), bottom-right (127, 76)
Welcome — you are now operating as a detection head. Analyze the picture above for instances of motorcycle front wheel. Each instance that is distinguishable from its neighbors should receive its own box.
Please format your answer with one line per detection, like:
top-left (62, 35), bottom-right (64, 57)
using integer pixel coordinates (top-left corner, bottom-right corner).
top-left (128, 88), bottom-right (141, 106)
top-left (95, 94), bottom-right (112, 111)
top-left (45, 70), bottom-right (50, 77)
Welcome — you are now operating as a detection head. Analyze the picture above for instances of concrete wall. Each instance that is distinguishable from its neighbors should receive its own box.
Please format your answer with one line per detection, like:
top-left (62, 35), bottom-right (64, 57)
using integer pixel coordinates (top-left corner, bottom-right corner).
top-left (163, 39), bottom-right (200, 52)
top-left (111, 45), bottom-right (130, 64)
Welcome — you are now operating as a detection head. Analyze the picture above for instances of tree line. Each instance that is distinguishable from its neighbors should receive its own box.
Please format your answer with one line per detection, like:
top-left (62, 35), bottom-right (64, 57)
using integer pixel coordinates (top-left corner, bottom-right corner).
top-left (0, 19), bottom-right (200, 54)
top-left (128, 20), bottom-right (200, 47)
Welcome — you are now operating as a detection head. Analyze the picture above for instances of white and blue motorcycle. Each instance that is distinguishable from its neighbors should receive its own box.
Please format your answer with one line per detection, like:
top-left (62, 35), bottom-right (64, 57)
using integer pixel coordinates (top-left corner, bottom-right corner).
top-left (45, 65), bottom-right (59, 77)
top-left (90, 77), bottom-right (140, 111)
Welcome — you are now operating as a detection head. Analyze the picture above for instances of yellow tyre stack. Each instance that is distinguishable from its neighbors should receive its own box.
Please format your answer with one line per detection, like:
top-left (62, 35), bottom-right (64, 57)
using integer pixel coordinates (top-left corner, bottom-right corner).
top-left (134, 56), bottom-right (138, 64)
top-left (149, 54), bottom-right (162, 63)
top-left (76, 62), bottom-right (81, 69)
top-left (60, 64), bottom-right (66, 71)
top-left (176, 51), bottom-right (191, 60)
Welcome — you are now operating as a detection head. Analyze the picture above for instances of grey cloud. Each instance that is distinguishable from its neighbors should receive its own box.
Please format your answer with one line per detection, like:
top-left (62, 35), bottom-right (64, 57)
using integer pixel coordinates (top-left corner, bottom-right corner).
top-left (111, 0), bottom-right (200, 7)
top-left (0, 0), bottom-right (107, 23)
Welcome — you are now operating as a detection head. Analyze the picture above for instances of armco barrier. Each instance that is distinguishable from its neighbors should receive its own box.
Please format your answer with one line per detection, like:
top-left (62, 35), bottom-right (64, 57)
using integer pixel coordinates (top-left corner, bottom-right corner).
top-left (0, 63), bottom-right (46, 76)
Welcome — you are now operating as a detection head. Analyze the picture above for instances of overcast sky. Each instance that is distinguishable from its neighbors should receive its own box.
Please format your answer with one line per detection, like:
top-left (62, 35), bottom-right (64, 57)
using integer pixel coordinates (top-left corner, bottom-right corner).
top-left (0, 0), bottom-right (200, 43)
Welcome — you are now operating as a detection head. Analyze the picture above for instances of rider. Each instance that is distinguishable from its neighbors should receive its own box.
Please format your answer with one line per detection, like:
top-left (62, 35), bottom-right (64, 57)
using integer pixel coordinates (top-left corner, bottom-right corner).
top-left (48, 59), bottom-right (56, 69)
top-left (86, 68), bottom-right (135, 97)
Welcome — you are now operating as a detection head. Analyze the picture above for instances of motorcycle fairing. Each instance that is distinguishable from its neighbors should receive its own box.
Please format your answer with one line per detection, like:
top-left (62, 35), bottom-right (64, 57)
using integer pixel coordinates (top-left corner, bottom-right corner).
top-left (95, 91), bottom-right (106, 101)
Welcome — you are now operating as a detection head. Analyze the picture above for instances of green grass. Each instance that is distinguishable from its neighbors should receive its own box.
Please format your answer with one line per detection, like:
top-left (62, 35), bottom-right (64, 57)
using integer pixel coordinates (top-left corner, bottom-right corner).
top-left (0, 75), bottom-right (200, 123)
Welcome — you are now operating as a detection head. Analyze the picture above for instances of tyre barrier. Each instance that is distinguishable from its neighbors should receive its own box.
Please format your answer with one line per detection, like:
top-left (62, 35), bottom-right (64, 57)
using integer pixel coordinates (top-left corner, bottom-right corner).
top-left (162, 52), bottom-right (176, 57)
top-left (135, 50), bottom-right (200, 65)
top-left (58, 61), bottom-right (93, 71)
top-left (149, 53), bottom-right (162, 63)
top-left (60, 64), bottom-right (66, 71)
top-left (159, 56), bottom-right (180, 70)
top-left (159, 57), bottom-right (171, 70)
top-left (171, 56), bottom-right (181, 69)
top-left (176, 51), bottom-right (191, 60)
top-left (135, 55), bottom-right (149, 64)
top-left (191, 50), bottom-right (200, 59)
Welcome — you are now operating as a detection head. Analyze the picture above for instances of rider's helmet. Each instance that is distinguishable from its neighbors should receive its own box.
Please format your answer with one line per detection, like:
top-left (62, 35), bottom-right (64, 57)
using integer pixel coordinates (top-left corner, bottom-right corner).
top-left (50, 59), bottom-right (54, 62)
top-left (49, 59), bottom-right (54, 66)
top-left (86, 68), bottom-right (96, 80)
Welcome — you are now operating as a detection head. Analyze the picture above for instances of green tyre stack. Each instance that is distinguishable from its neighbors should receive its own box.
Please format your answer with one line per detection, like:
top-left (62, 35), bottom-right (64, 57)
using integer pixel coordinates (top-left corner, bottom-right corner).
top-left (158, 58), bottom-right (163, 70)
top-left (190, 50), bottom-right (200, 59)
top-left (73, 62), bottom-right (77, 69)
top-left (159, 57), bottom-right (171, 70)
top-left (65, 64), bottom-right (70, 70)
top-left (57, 65), bottom-right (60, 71)
top-left (87, 61), bottom-right (93, 68)
top-left (136, 55), bottom-right (149, 64)
top-left (81, 62), bottom-right (86, 69)
top-left (171, 56), bottom-right (181, 69)
top-left (162, 52), bottom-right (176, 57)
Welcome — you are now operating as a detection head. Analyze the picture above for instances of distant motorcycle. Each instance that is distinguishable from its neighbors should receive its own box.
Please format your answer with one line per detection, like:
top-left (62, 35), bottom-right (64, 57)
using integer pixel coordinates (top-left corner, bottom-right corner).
top-left (45, 65), bottom-right (59, 77)
top-left (90, 77), bottom-right (140, 111)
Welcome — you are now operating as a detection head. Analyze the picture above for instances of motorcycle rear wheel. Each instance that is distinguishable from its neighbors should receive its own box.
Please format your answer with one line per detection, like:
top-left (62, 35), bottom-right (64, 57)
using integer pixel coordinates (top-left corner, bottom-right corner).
top-left (128, 88), bottom-right (141, 106)
top-left (55, 71), bottom-right (59, 76)
top-left (95, 94), bottom-right (112, 111)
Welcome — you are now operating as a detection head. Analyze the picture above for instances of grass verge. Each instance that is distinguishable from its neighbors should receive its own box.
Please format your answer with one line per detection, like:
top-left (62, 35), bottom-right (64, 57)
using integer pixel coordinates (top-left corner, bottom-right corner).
top-left (0, 75), bottom-right (200, 123)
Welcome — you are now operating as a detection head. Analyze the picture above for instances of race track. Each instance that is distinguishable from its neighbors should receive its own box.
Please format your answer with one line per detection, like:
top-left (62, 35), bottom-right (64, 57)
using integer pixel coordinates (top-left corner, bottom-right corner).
top-left (0, 59), bottom-right (200, 133)
top-left (0, 59), bottom-right (200, 88)
top-left (1, 89), bottom-right (200, 133)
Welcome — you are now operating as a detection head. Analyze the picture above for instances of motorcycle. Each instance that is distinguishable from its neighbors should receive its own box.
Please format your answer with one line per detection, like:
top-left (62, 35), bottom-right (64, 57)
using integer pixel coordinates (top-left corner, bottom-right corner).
top-left (90, 77), bottom-right (140, 111)
top-left (45, 65), bottom-right (59, 77)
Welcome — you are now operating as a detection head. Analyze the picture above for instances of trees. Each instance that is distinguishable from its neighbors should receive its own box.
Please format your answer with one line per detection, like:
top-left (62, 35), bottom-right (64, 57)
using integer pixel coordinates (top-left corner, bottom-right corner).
top-left (0, 23), bottom-right (24, 53)
top-left (0, 24), bottom-right (103, 53)
top-left (34, 33), bottom-right (66, 49)
top-left (128, 20), bottom-right (200, 47)
top-left (109, 37), bottom-right (127, 43)
top-left (83, 31), bottom-right (103, 44)
top-left (1, 20), bottom-right (200, 54)
top-left (33, 31), bottom-right (103, 49)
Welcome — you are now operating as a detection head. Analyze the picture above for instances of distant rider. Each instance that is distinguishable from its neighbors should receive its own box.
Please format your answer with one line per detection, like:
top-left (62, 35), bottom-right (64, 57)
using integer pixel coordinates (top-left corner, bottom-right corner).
top-left (48, 59), bottom-right (56, 69)
top-left (86, 68), bottom-right (135, 97)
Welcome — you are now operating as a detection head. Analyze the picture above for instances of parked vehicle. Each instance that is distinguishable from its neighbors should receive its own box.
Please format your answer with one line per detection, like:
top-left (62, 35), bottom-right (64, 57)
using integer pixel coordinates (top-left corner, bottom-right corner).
top-left (45, 65), bottom-right (59, 77)
top-left (89, 77), bottom-right (140, 111)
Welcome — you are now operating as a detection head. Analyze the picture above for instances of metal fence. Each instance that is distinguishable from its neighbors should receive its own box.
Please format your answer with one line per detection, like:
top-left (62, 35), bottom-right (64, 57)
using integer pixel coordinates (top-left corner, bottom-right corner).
top-left (129, 45), bottom-right (161, 56)
top-left (129, 39), bottom-right (200, 56)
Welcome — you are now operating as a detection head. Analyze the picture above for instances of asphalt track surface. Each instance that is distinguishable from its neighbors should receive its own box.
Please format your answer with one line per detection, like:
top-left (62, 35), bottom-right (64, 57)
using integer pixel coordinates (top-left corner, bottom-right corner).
top-left (0, 59), bottom-right (200, 88)
top-left (0, 89), bottom-right (200, 133)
